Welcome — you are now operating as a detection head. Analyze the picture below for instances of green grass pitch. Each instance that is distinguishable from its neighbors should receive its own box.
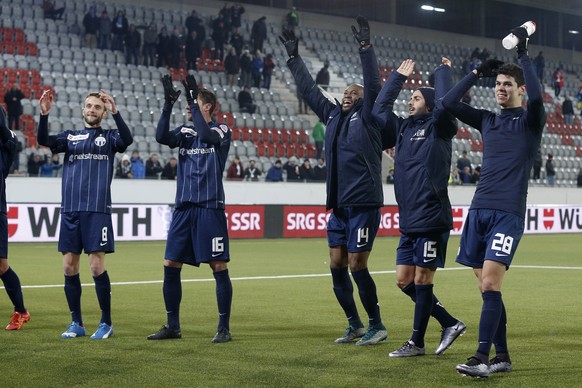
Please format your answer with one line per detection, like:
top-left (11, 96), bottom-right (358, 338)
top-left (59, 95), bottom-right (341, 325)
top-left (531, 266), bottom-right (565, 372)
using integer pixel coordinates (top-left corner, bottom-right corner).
top-left (1, 234), bottom-right (581, 387)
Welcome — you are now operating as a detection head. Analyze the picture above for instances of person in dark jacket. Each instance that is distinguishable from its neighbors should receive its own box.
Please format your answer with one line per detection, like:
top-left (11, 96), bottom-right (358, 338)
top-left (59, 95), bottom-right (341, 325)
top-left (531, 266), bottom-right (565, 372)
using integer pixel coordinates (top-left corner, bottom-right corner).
top-left (373, 57), bottom-right (465, 358)
top-left (280, 17), bottom-right (387, 346)
top-left (250, 16), bottom-right (267, 53)
top-left (4, 85), bottom-right (24, 131)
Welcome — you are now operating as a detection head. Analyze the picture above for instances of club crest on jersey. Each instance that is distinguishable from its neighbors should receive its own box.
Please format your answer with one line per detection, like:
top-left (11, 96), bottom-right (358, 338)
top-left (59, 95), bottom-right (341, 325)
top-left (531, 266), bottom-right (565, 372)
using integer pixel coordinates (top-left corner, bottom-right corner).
top-left (94, 136), bottom-right (106, 147)
top-left (211, 124), bottom-right (230, 139)
top-left (180, 127), bottom-right (198, 137)
top-left (67, 133), bottom-right (90, 142)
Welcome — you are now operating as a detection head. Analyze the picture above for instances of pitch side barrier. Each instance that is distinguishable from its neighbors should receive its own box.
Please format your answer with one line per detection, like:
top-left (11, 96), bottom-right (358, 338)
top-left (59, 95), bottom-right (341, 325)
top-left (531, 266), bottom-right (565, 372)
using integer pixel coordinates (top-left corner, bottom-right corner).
top-left (5, 179), bottom-right (582, 241)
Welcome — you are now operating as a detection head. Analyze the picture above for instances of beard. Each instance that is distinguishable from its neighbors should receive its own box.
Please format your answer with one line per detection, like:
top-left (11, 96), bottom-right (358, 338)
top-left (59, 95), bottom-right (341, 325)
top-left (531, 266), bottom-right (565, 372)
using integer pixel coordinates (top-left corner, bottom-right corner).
top-left (84, 115), bottom-right (103, 127)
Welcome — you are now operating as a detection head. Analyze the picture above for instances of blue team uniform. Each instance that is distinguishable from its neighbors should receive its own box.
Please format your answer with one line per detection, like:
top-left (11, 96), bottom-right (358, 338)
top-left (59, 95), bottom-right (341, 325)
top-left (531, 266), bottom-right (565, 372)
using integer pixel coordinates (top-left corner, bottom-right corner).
top-left (373, 63), bottom-right (457, 268)
top-left (287, 47), bottom-right (383, 252)
top-left (0, 110), bottom-right (17, 258)
top-left (442, 54), bottom-right (546, 268)
top-left (156, 102), bottom-right (231, 266)
top-left (37, 113), bottom-right (133, 253)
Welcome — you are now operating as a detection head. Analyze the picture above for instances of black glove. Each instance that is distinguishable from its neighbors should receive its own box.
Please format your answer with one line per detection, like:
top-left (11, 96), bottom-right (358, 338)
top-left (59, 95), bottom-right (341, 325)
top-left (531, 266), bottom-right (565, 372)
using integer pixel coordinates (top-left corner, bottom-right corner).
top-left (278, 30), bottom-right (299, 59)
top-left (161, 75), bottom-right (181, 105)
top-left (181, 74), bottom-right (199, 105)
top-left (351, 15), bottom-right (370, 47)
top-left (512, 26), bottom-right (529, 56)
top-left (476, 59), bottom-right (504, 78)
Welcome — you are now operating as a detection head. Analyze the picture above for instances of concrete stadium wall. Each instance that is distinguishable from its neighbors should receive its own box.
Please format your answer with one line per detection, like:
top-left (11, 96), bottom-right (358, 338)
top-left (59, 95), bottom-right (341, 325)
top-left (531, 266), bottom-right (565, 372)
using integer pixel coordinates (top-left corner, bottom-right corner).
top-left (6, 178), bottom-right (582, 206)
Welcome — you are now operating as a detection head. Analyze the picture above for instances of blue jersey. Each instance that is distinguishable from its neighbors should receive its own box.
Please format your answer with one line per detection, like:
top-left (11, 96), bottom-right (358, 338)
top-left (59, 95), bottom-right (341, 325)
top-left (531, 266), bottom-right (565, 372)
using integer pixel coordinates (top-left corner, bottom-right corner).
top-left (0, 109), bottom-right (16, 214)
top-left (37, 114), bottom-right (132, 214)
top-left (442, 55), bottom-right (546, 218)
top-left (373, 64), bottom-right (457, 233)
top-left (156, 104), bottom-right (231, 209)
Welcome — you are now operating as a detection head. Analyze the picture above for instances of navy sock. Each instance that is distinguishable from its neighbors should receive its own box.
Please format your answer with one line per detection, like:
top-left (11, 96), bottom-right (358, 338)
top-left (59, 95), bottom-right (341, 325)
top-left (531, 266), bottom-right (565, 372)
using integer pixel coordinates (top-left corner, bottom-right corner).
top-left (351, 268), bottom-right (382, 326)
top-left (493, 301), bottom-right (509, 355)
top-left (213, 269), bottom-right (232, 331)
top-left (401, 282), bottom-right (457, 328)
top-left (93, 271), bottom-right (112, 326)
top-left (64, 274), bottom-right (83, 325)
top-left (1, 267), bottom-right (26, 312)
top-left (410, 284), bottom-right (433, 348)
top-left (477, 291), bottom-right (502, 357)
top-left (163, 266), bottom-right (182, 330)
top-left (330, 267), bottom-right (362, 328)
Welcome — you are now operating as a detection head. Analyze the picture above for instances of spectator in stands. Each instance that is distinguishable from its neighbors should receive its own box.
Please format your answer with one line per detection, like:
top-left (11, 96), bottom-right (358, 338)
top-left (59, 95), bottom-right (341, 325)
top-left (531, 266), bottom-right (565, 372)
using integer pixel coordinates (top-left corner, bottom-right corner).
top-left (284, 156), bottom-right (301, 182)
top-left (460, 166), bottom-right (472, 184)
top-left (230, 28), bottom-right (244, 56)
top-left (169, 28), bottom-right (183, 69)
top-left (224, 48), bottom-right (240, 87)
top-left (265, 160), bottom-right (284, 182)
top-left (449, 167), bottom-right (462, 185)
top-left (297, 88), bottom-right (309, 114)
top-left (219, 4), bottom-right (232, 38)
top-left (185, 30), bottom-right (202, 71)
top-left (185, 10), bottom-right (202, 36)
top-left (161, 157), bottom-right (177, 180)
top-left (251, 50), bottom-right (264, 88)
top-left (4, 85), bottom-right (24, 131)
top-left (532, 146), bottom-right (542, 180)
top-left (230, 3), bottom-right (245, 32)
top-left (312, 121), bottom-right (325, 159)
top-left (98, 10), bottom-right (112, 50)
top-left (125, 24), bottom-right (141, 66)
top-left (313, 158), bottom-right (326, 181)
top-left (533, 51), bottom-right (545, 85)
top-left (238, 86), bottom-right (256, 114)
top-left (143, 23), bottom-right (158, 67)
top-left (116, 154), bottom-right (133, 179)
top-left (130, 150), bottom-right (145, 179)
top-left (244, 160), bottom-right (262, 181)
top-left (51, 153), bottom-right (62, 177)
top-left (27, 153), bottom-right (43, 177)
top-left (211, 16), bottom-right (227, 61)
top-left (577, 169), bottom-right (582, 188)
top-left (456, 150), bottom-right (472, 174)
top-left (285, 7), bottom-right (300, 32)
top-left (226, 156), bottom-right (244, 180)
top-left (546, 153), bottom-right (555, 187)
top-left (562, 95), bottom-right (574, 125)
top-left (9, 138), bottom-right (23, 175)
top-left (316, 62), bottom-right (331, 91)
top-left (239, 49), bottom-right (253, 88)
top-left (386, 168), bottom-right (394, 184)
top-left (40, 154), bottom-right (59, 177)
top-left (552, 67), bottom-right (564, 98)
top-left (157, 27), bottom-right (171, 67)
top-left (299, 159), bottom-right (315, 182)
top-left (145, 153), bottom-right (163, 179)
top-left (112, 10), bottom-right (129, 52)
top-left (83, 5), bottom-right (99, 49)
top-left (471, 166), bottom-right (481, 184)
top-left (42, 0), bottom-right (65, 20)
top-left (251, 16), bottom-right (267, 53)
top-left (262, 54), bottom-right (276, 90)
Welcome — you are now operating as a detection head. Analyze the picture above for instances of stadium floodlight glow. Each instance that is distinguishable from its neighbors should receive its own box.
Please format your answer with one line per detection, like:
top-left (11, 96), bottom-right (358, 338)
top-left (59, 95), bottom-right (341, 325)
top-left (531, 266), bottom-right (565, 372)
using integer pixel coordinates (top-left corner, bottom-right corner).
top-left (569, 30), bottom-right (579, 34)
top-left (421, 5), bottom-right (446, 12)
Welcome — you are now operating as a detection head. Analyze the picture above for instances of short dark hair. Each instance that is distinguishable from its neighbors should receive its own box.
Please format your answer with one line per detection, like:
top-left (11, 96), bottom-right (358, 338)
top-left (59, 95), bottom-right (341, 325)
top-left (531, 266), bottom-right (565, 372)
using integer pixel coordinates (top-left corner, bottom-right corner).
top-left (197, 89), bottom-right (217, 115)
top-left (497, 63), bottom-right (525, 86)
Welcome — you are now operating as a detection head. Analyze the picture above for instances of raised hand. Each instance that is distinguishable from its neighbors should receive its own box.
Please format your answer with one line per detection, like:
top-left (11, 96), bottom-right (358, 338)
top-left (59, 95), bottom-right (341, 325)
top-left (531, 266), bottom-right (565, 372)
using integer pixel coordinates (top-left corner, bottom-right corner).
top-left (512, 27), bottom-right (529, 56)
top-left (181, 74), bottom-right (199, 105)
top-left (161, 74), bottom-right (181, 105)
top-left (397, 59), bottom-right (415, 77)
top-left (39, 89), bottom-right (55, 115)
top-left (279, 30), bottom-right (299, 58)
top-left (99, 90), bottom-right (117, 114)
top-left (441, 57), bottom-right (452, 67)
top-left (475, 59), bottom-right (504, 78)
top-left (351, 15), bottom-right (370, 47)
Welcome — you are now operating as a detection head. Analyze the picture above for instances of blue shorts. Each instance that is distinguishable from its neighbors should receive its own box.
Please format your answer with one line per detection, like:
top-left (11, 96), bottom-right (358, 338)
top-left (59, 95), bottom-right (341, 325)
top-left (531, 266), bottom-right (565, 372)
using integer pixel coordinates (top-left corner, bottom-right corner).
top-left (0, 213), bottom-right (7, 258)
top-left (456, 209), bottom-right (524, 269)
top-left (396, 230), bottom-right (450, 268)
top-left (58, 212), bottom-right (114, 254)
top-left (165, 205), bottom-right (230, 267)
top-left (327, 207), bottom-right (380, 253)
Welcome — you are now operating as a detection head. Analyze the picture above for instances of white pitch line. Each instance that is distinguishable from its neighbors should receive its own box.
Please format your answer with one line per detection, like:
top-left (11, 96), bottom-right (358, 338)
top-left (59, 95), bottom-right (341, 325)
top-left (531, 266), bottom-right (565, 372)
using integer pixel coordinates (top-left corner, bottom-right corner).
top-left (6, 265), bottom-right (580, 290)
